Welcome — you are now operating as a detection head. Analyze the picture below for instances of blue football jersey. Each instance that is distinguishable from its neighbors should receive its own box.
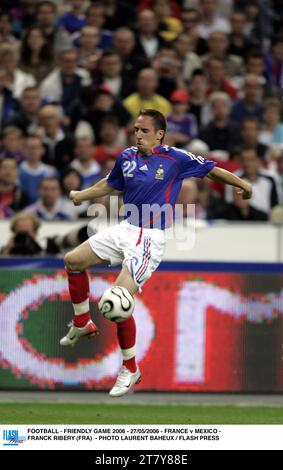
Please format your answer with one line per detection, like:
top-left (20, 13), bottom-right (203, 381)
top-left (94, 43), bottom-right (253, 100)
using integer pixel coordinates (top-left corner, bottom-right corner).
top-left (107, 144), bottom-right (216, 229)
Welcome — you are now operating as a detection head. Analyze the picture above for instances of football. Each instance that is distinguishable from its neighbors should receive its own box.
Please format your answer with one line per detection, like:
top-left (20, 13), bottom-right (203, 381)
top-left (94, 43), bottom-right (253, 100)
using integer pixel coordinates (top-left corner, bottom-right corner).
top-left (98, 286), bottom-right (135, 323)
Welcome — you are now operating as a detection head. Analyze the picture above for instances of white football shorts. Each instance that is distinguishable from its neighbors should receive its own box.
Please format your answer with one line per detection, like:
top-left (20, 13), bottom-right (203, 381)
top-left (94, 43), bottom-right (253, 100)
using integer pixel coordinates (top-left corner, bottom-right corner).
top-left (88, 219), bottom-right (165, 289)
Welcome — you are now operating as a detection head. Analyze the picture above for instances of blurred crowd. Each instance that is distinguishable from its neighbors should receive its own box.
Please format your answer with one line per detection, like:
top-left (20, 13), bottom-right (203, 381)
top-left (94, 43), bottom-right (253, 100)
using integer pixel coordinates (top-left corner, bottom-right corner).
top-left (1, 0), bottom-right (283, 252)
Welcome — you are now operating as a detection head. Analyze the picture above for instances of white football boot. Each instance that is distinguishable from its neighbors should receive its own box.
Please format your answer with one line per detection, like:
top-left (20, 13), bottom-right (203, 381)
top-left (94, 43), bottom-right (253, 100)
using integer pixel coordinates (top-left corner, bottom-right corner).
top-left (60, 320), bottom-right (98, 347)
top-left (109, 366), bottom-right (141, 397)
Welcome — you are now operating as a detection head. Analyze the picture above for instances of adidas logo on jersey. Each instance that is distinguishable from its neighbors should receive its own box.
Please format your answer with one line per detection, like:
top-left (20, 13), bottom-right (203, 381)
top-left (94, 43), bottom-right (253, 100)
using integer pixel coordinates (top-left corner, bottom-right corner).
top-left (139, 165), bottom-right (148, 171)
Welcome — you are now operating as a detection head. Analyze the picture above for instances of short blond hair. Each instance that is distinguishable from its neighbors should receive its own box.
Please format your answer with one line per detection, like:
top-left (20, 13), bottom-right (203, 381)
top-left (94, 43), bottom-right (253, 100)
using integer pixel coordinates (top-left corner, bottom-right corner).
top-left (0, 42), bottom-right (19, 60)
top-left (209, 91), bottom-right (231, 107)
top-left (11, 213), bottom-right (41, 234)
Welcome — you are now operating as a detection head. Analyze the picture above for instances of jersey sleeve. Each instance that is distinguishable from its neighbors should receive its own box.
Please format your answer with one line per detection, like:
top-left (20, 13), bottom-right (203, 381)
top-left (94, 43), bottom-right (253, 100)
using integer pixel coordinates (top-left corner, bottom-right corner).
top-left (176, 148), bottom-right (216, 179)
top-left (106, 154), bottom-right (125, 191)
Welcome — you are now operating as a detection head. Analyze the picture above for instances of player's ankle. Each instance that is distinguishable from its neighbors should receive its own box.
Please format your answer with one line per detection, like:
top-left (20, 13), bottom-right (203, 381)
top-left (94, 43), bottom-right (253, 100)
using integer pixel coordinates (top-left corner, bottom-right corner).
top-left (123, 358), bottom-right (137, 373)
top-left (73, 312), bottom-right (91, 328)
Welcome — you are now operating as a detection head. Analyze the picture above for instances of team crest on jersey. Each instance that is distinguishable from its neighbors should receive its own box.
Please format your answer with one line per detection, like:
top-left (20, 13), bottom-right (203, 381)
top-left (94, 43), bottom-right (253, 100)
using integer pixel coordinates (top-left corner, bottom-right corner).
top-left (155, 164), bottom-right (164, 180)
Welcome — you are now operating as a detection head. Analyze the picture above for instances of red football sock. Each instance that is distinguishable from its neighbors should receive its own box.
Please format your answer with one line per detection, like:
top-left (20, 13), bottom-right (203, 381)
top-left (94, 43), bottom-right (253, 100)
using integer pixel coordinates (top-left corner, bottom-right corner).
top-left (117, 316), bottom-right (137, 373)
top-left (67, 271), bottom-right (91, 327)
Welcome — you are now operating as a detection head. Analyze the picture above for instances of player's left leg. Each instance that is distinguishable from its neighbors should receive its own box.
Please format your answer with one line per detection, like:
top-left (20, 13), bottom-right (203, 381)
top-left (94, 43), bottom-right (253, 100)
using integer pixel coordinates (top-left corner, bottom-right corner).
top-left (60, 240), bottom-right (108, 347)
top-left (108, 265), bottom-right (141, 397)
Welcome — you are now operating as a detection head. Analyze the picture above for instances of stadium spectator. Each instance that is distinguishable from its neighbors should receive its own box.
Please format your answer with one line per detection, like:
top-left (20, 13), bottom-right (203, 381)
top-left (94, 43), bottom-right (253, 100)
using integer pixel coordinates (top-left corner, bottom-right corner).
top-left (243, 50), bottom-right (276, 97)
top-left (60, 167), bottom-right (82, 196)
top-left (58, 0), bottom-right (86, 34)
top-left (123, 68), bottom-right (172, 117)
top-left (180, 7), bottom-right (207, 56)
top-left (93, 116), bottom-right (124, 165)
top-left (19, 135), bottom-right (57, 203)
top-left (40, 49), bottom-right (91, 117)
top-left (231, 74), bottom-right (264, 122)
top-left (35, 0), bottom-right (71, 56)
top-left (176, 178), bottom-right (206, 219)
top-left (93, 49), bottom-right (134, 99)
top-left (134, 9), bottom-right (165, 60)
top-left (228, 11), bottom-right (251, 57)
top-left (258, 98), bottom-right (283, 149)
top-left (272, 0), bottom-right (283, 36)
top-left (60, 167), bottom-right (89, 217)
top-left (225, 146), bottom-right (282, 217)
top-left (264, 37), bottom-right (283, 91)
top-left (239, 117), bottom-right (268, 160)
top-left (243, 1), bottom-right (269, 48)
top-left (75, 26), bottom-right (102, 74)
top-left (71, 137), bottom-right (102, 189)
top-left (38, 105), bottom-right (74, 172)
top-left (19, 26), bottom-right (54, 84)
top-left (202, 30), bottom-right (244, 78)
top-left (24, 177), bottom-right (76, 220)
top-left (113, 27), bottom-right (149, 81)
top-left (11, 0), bottom-right (38, 34)
top-left (139, 0), bottom-right (181, 18)
top-left (173, 33), bottom-right (202, 81)
top-left (0, 77), bottom-right (17, 129)
top-left (88, 156), bottom-right (121, 221)
top-left (0, 43), bottom-right (36, 99)
top-left (269, 204), bottom-right (283, 225)
top-left (0, 126), bottom-right (25, 164)
top-left (205, 56), bottom-right (238, 100)
top-left (82, 85), bottom-right (131, 143)
top-left (187, 69), bottom-right (209, 127)
top-left (0, 158), bottom-right (29, 219)
top-left (166, 89), bottom-right (198, 146)
top-left (45, 223), bottom-right (92, 255)
top-left (103, 0), bottom-right (136, 31)
top-left (151, 0), bottom-right (182, 42)
top-left (265, 150), bottom-right (283, 179)
top-left (0, 11), bottom-right (18, 44)
top-left (152, 46), bottom-right (185, 99)
top-left (1, 212), bottom-right (42, 256)
top-left (185, 138), bottom-right (210, 157)
top-left (211, 185), bottom-right (268, 221)
top-left (197, 0), bottom-right (231, 39)
top-left (199, 92), bottom-right (241, 156)
top-left (84, 2), bottom-right (113, 50)
top-left (245, 50), bottom-right (266, 77)
top-left (6, 86), bottom-right (42, 136)
top-left (101, 157), bottom-right (116, 177)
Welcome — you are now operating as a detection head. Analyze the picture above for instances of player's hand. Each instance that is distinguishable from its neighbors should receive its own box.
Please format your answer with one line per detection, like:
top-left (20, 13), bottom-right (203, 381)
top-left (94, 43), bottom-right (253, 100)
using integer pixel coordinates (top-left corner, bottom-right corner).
top-left (236, 183), bottom-right (252, 200)
top-left (69, 190), bottom-right (82, 206)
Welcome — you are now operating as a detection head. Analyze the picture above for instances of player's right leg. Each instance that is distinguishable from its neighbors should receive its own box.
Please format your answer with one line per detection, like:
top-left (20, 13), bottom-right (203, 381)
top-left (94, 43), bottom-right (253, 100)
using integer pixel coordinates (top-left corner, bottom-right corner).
top-left (60, 240), bottom-right (108, 347)
top-left (108, 264), bottom-right (141, 397)
top-left (108, 222), bottom-right (165, 397)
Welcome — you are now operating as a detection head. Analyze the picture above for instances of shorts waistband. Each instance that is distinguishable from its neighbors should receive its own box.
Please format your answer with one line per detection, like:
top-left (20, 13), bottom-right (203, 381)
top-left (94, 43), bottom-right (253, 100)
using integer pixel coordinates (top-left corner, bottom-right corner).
top-left (123, 220), bottom-right (164, 234)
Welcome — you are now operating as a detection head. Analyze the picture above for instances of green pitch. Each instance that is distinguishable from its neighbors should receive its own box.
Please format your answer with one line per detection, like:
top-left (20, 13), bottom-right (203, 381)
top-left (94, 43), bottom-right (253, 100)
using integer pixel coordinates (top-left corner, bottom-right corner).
top-left (1, 403), bottom-right (283, 424)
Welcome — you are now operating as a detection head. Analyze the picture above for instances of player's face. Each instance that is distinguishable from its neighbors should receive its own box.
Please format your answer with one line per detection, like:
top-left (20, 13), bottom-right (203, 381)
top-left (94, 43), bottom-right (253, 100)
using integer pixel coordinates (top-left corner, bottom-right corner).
top-left (134, 116), bottom-right (164, 155)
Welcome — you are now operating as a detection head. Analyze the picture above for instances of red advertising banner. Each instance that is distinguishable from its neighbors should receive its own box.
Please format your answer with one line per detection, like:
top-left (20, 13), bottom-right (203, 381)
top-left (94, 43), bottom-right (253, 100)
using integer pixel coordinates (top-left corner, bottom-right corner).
top-left (0, 269), bottom-right (282, 391)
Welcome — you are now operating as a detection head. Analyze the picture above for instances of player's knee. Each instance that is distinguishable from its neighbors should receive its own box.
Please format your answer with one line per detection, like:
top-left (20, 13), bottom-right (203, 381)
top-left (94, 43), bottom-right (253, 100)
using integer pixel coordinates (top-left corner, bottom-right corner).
top-left (64, 251), bottom-right (83, 272)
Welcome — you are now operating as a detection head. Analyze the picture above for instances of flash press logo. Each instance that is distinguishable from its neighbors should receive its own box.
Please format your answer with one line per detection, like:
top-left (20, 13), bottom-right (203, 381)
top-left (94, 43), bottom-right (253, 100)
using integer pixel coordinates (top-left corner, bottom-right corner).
top-left (3, 430), bottom-right (26, 446)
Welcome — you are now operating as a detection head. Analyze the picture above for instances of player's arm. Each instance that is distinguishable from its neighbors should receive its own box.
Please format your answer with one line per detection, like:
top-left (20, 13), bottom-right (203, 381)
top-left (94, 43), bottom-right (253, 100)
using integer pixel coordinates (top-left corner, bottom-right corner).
top-left (207, 166), bottom-right (252, 200)
top-left (69, 178), bottom-right (121, 205)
